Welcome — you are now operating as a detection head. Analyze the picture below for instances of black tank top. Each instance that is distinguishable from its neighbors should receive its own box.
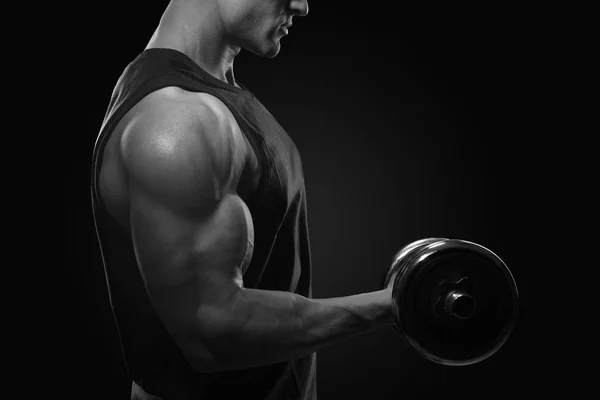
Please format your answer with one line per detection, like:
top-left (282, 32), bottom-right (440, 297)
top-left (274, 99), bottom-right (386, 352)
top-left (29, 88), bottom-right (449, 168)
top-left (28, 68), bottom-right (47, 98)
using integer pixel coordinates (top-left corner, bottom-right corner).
top-left (90, 48), bottom-right (316, 399)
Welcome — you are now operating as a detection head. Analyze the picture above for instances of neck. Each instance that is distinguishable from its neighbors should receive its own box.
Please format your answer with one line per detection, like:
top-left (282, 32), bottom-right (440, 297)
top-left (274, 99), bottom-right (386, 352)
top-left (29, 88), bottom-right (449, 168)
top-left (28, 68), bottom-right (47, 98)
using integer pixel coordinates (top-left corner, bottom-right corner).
top-left (145, 0), bottom-right (241, 86)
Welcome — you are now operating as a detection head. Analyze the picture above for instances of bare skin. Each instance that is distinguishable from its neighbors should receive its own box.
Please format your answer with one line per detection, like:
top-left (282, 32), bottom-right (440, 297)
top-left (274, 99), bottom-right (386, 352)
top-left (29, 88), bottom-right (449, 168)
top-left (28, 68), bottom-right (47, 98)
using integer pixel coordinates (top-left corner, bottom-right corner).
top-left (97, 0), bottom-right (395, 375)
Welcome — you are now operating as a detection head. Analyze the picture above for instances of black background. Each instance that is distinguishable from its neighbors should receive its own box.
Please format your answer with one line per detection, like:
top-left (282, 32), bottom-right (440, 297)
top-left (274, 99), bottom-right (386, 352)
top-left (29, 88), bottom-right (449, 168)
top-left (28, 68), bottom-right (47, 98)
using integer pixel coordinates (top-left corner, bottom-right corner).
top-left (53, 1), bottom-right (573, 399)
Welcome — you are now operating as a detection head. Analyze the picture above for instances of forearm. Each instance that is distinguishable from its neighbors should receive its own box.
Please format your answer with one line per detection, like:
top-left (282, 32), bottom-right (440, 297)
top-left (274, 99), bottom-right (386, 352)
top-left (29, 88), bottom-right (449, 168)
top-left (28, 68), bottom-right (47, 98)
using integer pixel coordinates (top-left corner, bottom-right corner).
top-left (195, 288), bottom-right (394, 372)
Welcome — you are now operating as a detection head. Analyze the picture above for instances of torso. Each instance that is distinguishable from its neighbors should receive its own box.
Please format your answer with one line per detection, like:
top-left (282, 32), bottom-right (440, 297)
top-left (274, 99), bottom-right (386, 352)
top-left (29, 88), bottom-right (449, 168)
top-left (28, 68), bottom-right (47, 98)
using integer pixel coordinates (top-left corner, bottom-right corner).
top-left (98, 86), bottom-right (261, 231)
top-left (92, 51), bottom-right (314, 399)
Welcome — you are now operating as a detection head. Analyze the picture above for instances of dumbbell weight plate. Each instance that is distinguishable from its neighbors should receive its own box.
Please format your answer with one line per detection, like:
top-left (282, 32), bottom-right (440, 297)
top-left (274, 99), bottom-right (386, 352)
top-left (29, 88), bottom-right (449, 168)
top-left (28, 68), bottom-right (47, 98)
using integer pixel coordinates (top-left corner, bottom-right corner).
top-left (381, 238), bottom-right (448, 336)
top-left (392, 239), bottom-right (519, 366)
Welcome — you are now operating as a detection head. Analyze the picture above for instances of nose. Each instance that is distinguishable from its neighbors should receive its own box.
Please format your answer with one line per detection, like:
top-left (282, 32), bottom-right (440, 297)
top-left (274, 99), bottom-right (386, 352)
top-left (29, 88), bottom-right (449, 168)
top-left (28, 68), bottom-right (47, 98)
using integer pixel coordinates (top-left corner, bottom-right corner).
top-left (289, 0), bottom-right (309, 17)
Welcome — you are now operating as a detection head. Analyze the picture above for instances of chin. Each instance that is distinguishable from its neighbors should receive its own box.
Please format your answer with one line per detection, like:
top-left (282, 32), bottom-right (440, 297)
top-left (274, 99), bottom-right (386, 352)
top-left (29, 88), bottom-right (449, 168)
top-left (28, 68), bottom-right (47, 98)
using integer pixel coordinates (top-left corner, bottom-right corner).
top-left (241, 31), bottom-right (283, 58)
top-left (246, 42), bottom-right (281, 59)
top-left (263, 46), bottom-right (281, 59)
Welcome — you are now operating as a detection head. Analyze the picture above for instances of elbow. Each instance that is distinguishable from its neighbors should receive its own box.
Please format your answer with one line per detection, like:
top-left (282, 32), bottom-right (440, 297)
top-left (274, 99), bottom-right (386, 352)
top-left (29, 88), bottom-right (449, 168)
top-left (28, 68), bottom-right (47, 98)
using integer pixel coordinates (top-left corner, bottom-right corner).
top-left (182, 302), bottom-right (242, 373)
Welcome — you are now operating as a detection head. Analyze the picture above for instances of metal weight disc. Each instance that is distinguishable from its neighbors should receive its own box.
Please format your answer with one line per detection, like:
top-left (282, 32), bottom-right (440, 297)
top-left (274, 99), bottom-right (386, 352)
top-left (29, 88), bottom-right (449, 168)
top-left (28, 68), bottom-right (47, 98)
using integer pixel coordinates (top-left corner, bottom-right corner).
top-left (391, 239), bottom-right (519, 366)
top-left (382, 238), bottom-right (448, 337)
top-left (381, 238), bottom-right (448, 290)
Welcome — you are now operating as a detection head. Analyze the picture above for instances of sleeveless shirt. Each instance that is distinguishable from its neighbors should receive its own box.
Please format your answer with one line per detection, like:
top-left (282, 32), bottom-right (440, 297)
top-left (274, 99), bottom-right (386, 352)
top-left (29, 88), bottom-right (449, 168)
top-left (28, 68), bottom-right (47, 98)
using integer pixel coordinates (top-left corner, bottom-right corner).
top-left (90, 48), bottom-right (316, 399)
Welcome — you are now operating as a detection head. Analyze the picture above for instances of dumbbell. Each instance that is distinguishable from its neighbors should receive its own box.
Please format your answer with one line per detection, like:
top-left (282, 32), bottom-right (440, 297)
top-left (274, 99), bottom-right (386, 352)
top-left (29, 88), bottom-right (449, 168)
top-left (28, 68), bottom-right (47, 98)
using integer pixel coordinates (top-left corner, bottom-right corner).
top-left (381, 238), bottom-right (519, 366)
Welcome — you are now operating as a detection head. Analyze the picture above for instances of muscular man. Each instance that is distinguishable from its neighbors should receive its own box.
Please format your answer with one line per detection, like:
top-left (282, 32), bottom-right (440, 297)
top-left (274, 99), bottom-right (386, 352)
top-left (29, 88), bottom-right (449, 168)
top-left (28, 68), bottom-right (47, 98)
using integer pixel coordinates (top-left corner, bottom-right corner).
top-left (91, 1), bottom-right (394, 398)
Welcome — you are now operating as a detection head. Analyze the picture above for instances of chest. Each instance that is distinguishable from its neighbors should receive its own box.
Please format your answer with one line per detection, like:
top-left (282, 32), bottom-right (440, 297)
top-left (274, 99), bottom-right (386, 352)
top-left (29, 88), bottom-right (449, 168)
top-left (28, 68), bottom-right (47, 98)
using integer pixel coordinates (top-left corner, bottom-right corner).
top-left (249, 100), bottom-right (303, 191)
top-left (243, 105), bottom-right (305, 217)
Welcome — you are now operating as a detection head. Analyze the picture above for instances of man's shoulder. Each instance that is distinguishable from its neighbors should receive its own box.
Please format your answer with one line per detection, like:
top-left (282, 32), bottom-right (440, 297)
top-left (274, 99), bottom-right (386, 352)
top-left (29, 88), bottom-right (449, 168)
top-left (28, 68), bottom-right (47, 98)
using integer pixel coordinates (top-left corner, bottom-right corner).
top-left (132, 86), bottom-right (238, 134)
top-left (120, 86), bottom-right (248, 193)
top-left (123, 86), bottom-right (245, 155)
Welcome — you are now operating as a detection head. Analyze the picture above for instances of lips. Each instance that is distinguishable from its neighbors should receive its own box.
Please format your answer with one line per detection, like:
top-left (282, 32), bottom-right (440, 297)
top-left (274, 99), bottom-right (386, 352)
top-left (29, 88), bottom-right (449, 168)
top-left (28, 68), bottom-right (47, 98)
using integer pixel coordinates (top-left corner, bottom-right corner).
top-left (279, 22), bottom-right (291, 35)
